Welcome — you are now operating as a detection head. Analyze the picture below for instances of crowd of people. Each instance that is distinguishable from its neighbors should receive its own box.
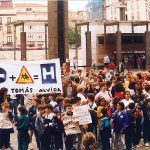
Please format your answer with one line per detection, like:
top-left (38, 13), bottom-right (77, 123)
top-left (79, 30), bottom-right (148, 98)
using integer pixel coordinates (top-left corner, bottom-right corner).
top-left (1, 59), bottom-right (150, 150)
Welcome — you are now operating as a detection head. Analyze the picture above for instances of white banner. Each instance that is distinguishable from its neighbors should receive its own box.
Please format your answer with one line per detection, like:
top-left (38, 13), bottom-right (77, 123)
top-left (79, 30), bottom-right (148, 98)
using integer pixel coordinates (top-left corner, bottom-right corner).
top-left (0, 113), bottom-right (12, 129)
top-left (73, 105), bottom-right (92, 125)
top-left (0, 59), bottom-right (62, 94)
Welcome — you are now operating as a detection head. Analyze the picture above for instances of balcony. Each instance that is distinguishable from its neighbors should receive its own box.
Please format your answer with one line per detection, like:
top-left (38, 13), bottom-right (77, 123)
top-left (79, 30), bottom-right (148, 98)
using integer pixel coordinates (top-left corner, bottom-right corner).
top-left (7, 31), bottom-right (11, 34)
top-left (6, 42), bottom-right (13, 45)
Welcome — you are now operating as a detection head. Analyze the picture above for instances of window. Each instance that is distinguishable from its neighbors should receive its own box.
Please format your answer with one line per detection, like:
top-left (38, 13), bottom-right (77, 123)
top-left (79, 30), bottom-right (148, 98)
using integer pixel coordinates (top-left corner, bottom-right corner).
top-left (7, 36), bottom-right (12, 42)
top-left (28, 26), bottom-right (33, 30)
top-left (131, 1), bottom-right (134, 10)
top-left (0, 17), bottom-right (2, 24)
top-left (7, 26), bottom-right (11, 33)
top-left (0, 26), bottom-right (2, 31)
top-left (7, 17), bottom-right (11, 23)
top-left (26, 8), bottom-right (32, 11)
top-left (8, 2), bottom-right (11, 6)
top-left (18, 8), bottom-right (22, 11)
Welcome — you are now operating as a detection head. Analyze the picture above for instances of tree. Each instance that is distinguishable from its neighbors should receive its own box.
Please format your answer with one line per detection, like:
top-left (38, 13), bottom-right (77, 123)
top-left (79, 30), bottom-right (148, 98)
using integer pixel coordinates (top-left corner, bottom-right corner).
top-left (68, 25), bottom-right (81, 47)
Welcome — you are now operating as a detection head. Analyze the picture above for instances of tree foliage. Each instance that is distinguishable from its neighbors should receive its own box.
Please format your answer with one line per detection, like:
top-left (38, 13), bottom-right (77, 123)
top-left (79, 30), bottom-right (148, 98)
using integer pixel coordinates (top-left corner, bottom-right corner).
top-left (68, 26), bottom-right (81, 47)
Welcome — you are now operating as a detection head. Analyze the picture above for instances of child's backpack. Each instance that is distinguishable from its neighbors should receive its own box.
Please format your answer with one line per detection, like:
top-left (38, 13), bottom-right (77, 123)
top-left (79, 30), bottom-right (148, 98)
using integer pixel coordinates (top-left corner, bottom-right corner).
top-left (99, 117), bottom-right (112, 139)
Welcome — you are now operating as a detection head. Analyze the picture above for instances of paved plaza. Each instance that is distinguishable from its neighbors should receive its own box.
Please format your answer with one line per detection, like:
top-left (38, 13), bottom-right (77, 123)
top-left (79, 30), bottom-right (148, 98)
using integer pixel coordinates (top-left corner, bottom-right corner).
top-left (9, 129), bottom-right (150, 150)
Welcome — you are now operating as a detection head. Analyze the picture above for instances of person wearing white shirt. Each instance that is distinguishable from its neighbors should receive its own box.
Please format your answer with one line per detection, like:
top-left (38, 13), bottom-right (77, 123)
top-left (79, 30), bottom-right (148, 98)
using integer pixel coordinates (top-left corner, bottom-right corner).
top-left (95, 82), bottom-right (112, 103)
top-left (121, 91), bottom-right (134, 108)
top-left (77, 85), bottom-right (87, 105)
top-left (103, 53), bottom-right (110, 68)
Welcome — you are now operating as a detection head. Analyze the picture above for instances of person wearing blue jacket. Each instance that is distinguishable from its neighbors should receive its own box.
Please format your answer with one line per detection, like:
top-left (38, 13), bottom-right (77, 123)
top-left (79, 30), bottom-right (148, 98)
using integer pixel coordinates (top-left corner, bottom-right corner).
top-left (141, 98), bottom-right (150, 147)
top-left (16, 106), bottom-right (30, 150)
top-left (43, 104), bottom-right (57, 150)
top-left (35, 105), bottom-right (45, 150)
top-left (111, 101), bottom-right (129, 150)
top-left (125, 103), bottom-right (135, 150)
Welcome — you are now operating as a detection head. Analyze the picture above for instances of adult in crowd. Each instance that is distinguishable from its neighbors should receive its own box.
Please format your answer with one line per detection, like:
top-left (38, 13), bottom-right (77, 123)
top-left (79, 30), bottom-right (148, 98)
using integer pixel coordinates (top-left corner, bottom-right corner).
top-left (118, 60), bottom-right (124, 74)
top-left (121, 91), bottom-right (134, 108)
top-left (95, 82), bottom-right (112, 103)
top-left (73, 57), bottom-right (78, 72)
top-left (0, 87), bottom-right (8, 105)
top-left (103, 53), bottom-right (110, 68)
top-left (62, 77), bottom-right (77, 97)
top-left (108, 60), bottom-right (116, 76)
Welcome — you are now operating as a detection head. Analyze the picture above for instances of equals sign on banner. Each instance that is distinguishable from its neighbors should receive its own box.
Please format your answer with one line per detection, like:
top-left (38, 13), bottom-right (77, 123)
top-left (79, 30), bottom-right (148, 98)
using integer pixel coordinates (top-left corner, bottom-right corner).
top-left (33, 75), bottom-right (39, 80)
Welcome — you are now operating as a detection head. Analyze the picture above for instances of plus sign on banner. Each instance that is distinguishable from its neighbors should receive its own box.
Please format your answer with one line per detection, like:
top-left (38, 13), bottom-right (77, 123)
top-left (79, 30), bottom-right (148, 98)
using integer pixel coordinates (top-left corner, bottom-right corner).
top-left (0, 59), bottom-right (62, 94)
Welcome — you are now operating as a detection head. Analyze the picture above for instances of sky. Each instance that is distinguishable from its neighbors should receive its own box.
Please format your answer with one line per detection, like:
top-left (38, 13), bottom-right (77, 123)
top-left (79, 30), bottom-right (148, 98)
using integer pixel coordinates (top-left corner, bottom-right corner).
top-left (13, 0), bottom-right (88, 11)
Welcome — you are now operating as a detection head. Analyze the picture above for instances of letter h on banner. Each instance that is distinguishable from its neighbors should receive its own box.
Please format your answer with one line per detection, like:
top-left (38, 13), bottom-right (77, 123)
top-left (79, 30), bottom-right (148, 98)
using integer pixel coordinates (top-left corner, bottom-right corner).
top-left (40, 63), bottom-right (57, 84)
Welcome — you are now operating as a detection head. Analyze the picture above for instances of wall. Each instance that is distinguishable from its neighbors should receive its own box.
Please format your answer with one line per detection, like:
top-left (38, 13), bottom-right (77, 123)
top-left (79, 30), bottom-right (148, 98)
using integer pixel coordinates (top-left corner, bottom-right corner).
top-left (0, 50), bottom-right (45, 60)
top-left (0, 49), bottom-right (82, 62)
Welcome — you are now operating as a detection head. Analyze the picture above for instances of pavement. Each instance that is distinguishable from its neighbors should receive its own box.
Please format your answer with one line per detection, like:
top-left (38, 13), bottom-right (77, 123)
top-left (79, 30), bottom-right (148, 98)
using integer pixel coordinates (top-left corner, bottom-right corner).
top-left (9, 129), bottom-right (150, 150)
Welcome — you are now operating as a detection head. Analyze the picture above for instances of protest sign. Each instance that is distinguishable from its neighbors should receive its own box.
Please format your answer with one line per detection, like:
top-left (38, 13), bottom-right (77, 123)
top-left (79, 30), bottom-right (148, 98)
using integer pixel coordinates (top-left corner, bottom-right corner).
top-left (0, 113), bottom-right (12, 129)
top-left (62, 115), bottom-right (81, 136)
top-left (0, 58), bottom-right (62, 94)
top-left (73, 105), bottom-right (92, 125)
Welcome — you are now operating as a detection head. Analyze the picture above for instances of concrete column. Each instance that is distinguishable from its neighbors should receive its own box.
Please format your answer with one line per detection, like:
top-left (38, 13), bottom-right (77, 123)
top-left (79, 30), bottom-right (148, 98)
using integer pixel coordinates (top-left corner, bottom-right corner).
top-left (116, 31), bottom-right (122, 65)
top-left (48, 0), bottom-right (68, 65)
top-left (45, 24), bottom-right (48, 60)
top-left (145, 31), bottom-right (150, 69)
top-left (85, 31), bottom-right (92, 67)
top-left (63, 0), bottom-right (69, 61)
top-left (104, 24), bottom-right (106, 52)
top-left (13, 26), bottom-right (16, 60)
top-left (20, 32), bottom-right (26, 60)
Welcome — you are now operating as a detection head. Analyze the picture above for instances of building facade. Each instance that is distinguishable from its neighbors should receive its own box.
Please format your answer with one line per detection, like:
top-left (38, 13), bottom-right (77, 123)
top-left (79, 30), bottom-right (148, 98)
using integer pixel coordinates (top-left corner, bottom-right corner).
top-left (85, 0), bottom-right (103, 20)
top-left (14, 3), bottom-right (47, 47)
top-left (0, 0), bottom-right (16, 46)
top-left (0, 1), bottom-right (85, 47)
top-left (105, 0), bottom-right (150, 21)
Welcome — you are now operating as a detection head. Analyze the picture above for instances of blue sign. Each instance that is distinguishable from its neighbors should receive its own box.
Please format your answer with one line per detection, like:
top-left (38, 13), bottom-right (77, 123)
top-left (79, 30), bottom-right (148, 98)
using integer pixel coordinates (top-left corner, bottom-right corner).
top-left (0, 68), bottom-right (7, 83)
top-left (40, 63), bottom-right (57, 84)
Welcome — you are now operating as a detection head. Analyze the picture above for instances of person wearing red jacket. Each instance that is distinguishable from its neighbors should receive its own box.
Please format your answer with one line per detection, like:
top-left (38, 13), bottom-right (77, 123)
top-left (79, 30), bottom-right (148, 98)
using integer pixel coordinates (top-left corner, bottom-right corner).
top-left (108, 61), bottom-right (116, 76)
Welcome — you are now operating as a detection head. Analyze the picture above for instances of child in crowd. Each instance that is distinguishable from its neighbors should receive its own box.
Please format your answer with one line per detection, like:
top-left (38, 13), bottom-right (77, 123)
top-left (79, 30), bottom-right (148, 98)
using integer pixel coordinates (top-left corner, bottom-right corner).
top-left (0, 102), bottom-right (14, 150)
top-left (141, 98), bottom-right (150, 146)
top-left (49, 92), bottom-right (57, 107)
top-left (82, 132), bottom-right (96, 150)
top-left (54, 96), bottom-right (64, 114)
top-left (125, 103), bottom-right (135, 150)
top-left (99, 107), bottom-right (112, 150)
top-left (87, 93), bottom-right (97, 134)
top-left (43, 104), bottom-right (57, 149)
top-left (28, 98), bottom-right (41, 149)
top-left (35, 105), bottom-right (45, 150)
top-left (53, 108), bottom-right (64, 150)
top-left (111, 102), bottom-right (128, 150)
top-left (108, 96), bottom-right (120, 120)
top-left (16, 106), bottom-right (30, 150)
top-left (62, 104), bottom-right (81, 150)
top-left (72, 96), bottom-right (82, 150)
top-left (97, 97), bottom-right (107, 147)
top-left (133, 106), bottom-right (142, 148)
